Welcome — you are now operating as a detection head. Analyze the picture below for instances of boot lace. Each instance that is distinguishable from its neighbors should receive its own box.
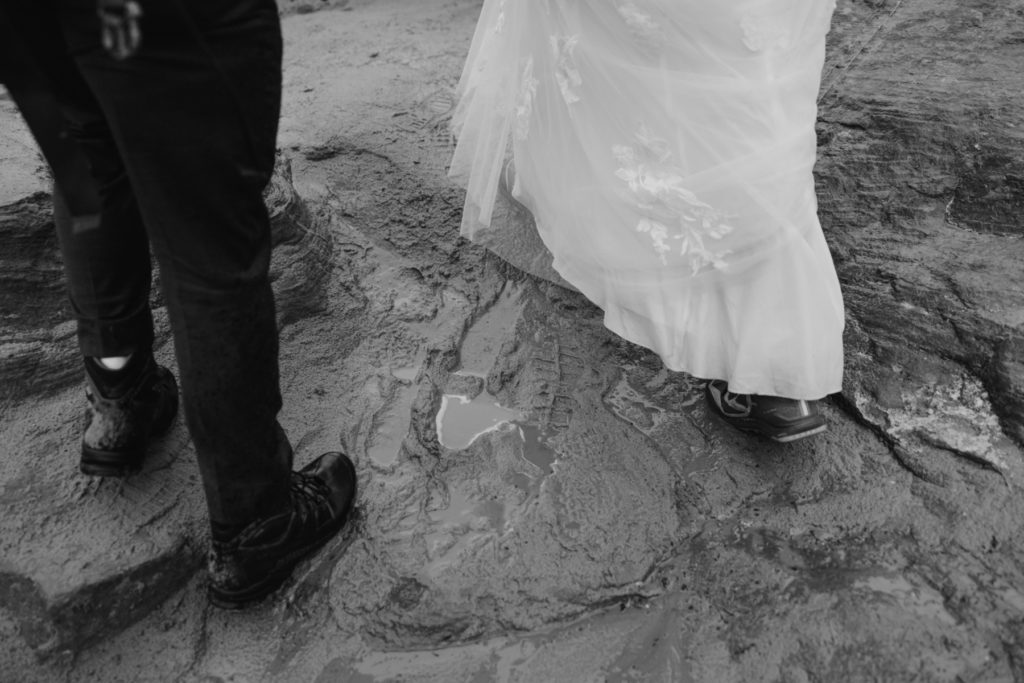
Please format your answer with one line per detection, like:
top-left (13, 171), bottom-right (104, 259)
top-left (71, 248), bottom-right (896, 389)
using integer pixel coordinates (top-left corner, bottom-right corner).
top-left (290, 473), bottom-right (334, 527)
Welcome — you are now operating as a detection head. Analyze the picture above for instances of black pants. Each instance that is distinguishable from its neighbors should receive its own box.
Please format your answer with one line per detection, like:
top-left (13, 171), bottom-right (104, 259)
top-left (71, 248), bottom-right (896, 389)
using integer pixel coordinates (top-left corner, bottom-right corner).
top-left (1, 0), bottom-right (293, 537)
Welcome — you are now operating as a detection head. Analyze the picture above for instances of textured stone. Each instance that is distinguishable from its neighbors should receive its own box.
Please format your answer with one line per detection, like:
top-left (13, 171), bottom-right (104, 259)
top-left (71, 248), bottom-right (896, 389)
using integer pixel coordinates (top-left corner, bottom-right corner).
top-left (3, 1), bottom-right (1024, 681)
top-left (817, 0), bottom-right (1024, 484)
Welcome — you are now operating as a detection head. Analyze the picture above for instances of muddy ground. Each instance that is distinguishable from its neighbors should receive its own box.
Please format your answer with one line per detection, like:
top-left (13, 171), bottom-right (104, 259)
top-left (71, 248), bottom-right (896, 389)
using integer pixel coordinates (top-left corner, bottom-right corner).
top-left (1, 0), bottom-right (1023, 681)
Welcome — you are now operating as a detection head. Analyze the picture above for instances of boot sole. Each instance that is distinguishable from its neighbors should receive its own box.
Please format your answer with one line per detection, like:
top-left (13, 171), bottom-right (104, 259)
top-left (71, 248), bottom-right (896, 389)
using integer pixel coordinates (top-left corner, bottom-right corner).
top-left (207, 510), bottom-right (357, 610)
top-left (208, 457), bottom-right (359, 609)
top-left (80, 446), bottom-right (145, 477)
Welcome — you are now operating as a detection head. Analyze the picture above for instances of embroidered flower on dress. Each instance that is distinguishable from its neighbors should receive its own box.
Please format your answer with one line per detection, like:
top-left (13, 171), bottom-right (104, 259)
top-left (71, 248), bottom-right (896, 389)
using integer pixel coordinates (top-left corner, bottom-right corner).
top-left (614, 126), bottom-right (735, 274)
top-left (494, 0), bottom-right (506, 34)
top-left (514, 57), bottom-right (538, 141)
top-left (473, 0), bottom-right (507, 74)
top-left (739, 13), bottom-right (792, 52)
top-left (615, 1), bottom-right (662, 46)
top-left (550, 34), bottom-right (582, 106)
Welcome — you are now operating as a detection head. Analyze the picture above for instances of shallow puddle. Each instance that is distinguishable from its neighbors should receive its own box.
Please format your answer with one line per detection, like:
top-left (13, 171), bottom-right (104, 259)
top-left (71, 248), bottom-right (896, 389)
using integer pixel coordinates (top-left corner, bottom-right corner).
top-left (436, 394), bottom-right (559, 502)
top-left (428, 486), bottom-right (505, 531)
top-left (457, 284), bottom-right (522, 376)
top-left (367, 379), bottom-right (421, 468)
top-left (421, 485), bottom-right (508, 577)
top-left (518, 423), bottom-right (556, 475)
top-left (390, 365), bottom-right (419, 382)
top-left (435, 392), bottom-right (523, 450)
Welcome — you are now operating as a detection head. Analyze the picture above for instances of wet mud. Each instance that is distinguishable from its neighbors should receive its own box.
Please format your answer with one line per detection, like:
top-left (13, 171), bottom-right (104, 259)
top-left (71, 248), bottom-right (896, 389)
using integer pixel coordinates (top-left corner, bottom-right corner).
top-left (2, 0), bottom-right (1024, 681)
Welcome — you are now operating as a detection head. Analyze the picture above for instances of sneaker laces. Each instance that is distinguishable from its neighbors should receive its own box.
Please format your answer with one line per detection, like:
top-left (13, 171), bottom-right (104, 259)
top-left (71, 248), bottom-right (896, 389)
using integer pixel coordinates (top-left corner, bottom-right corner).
top-left (722, 391), bottom-right (752, 415)
top-left (710, 382), bottom-right (752, 417)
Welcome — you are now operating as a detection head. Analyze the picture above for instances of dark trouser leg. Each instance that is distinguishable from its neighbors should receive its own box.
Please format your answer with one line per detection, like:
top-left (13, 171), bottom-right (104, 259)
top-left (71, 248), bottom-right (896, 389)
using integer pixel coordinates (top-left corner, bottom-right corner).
top-left (52, 121), bottom-right (155, 358)
top-left (0, 2), bottom-right (153, 358)
top-left (56, 0), bottom-right (292, 536)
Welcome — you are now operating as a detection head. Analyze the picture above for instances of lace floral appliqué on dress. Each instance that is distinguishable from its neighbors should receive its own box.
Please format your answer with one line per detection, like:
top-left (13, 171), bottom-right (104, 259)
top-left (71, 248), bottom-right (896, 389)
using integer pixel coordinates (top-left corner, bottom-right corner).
top-left (615, 0), bottom-right (663, 47)
top-left (514, 57), bottom-right (538, 141)
top-left (614, 127), bottom-right (734, 274)
top-left (739, 13), bottom-right (792, 52)
top-left (551, 34), bottom-right (582, 107)
top-left (450, 0), bottom-right (845, 398)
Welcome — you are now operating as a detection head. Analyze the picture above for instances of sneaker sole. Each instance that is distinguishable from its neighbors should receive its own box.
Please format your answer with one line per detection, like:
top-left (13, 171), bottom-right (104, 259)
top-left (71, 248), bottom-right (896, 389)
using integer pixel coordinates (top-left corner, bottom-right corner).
top-left (771, 423), bottom-right (828, 443)
top-left (717, 415), bottom-right (827, 443)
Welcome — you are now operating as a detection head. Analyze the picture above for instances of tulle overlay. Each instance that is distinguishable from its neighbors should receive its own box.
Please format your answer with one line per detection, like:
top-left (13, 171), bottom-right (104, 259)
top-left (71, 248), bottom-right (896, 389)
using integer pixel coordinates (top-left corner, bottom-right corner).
top-left (449, 0), bottom-right (844, 399)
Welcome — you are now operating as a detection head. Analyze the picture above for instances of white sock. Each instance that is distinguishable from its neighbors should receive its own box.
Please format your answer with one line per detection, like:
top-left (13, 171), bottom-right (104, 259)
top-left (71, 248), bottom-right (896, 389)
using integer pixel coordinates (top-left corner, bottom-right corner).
top-left (98, 355), bottom-right (131, 371)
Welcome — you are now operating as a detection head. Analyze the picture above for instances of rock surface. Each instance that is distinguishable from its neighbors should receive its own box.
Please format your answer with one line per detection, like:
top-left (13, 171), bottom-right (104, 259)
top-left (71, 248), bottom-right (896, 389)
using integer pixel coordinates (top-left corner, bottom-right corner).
top-left (1, 0), bottom-right (1023, 681)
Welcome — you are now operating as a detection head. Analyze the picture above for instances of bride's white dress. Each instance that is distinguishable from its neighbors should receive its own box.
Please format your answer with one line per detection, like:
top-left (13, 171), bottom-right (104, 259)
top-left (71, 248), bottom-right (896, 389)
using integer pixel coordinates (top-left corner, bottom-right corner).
top-left (449, 0), bottom-right (844, 400)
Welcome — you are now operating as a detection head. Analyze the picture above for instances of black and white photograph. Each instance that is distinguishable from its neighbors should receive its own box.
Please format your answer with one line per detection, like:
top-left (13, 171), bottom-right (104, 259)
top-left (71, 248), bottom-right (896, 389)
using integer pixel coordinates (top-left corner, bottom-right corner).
top-left (1, 0), bottom-right (1022, 680)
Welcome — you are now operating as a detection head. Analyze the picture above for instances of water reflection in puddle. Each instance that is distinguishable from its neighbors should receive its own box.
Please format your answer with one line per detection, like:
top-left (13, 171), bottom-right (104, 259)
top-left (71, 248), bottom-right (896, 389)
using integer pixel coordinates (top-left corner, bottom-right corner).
top-left (518, 423), bottom-right (556, 475)
top-left (423, 486), bottom-right (505, 578)
top-left (457, 284), bottom-right (522, 377)
top-left (367, 375), bottom-right (421, 469)
top-left (425, 396), bottom-right (560, 572)
top-left (429, 486), bottom-right (505, 531)
top-left (435, 392), bottom-right (522, 450)
top-left (390, 366), bottom-right (418, 382)
top-left (436, 393), bottom-right (558, 499)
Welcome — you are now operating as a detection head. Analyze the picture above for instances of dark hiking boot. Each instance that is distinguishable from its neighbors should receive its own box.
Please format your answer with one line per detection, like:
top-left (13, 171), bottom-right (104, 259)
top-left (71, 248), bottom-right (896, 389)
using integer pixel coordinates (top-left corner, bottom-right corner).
top-left (705, 379), bottom-right (826, 443)
top-left (207, 451), bottom-right (358, 609)
top-left (80, 352), bottom-right (179, 477)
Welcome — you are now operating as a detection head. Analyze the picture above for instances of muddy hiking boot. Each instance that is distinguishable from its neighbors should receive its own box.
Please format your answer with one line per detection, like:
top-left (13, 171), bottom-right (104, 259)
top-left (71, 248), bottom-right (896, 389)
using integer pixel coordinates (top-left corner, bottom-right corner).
top-left (207, 451), bottom-right (358, 609)
top-left (81, 352), bottom-right (179, 477)
top-left (705, 379), bottom-right (826, 443)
